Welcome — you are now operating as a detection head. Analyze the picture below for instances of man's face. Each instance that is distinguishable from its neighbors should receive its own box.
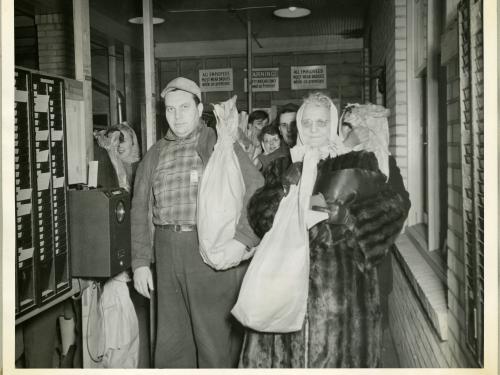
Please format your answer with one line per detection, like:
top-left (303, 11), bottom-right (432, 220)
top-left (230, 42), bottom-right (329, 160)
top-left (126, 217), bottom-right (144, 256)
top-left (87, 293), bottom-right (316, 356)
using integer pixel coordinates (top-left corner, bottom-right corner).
top-left (164, 90), bottom-right (203, 138)
top-left (261, 133), bottom-right (281, 154)
top-left (279, 112), bottom-right (296, 145)
top-left (300, 103), bottom-right (330, 148)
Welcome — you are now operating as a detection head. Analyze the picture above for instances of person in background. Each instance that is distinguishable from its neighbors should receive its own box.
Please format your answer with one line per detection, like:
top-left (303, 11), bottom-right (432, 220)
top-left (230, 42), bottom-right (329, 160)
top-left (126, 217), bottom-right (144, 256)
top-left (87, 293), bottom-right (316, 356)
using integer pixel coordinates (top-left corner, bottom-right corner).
top-left (94, 122), bottom-right (141, 192)
top-left (243, 110), bottom-right (269, 161)
top-left (276, 103), bottom-right (299, 148)
top-left (254, 124), bottom-right (289, 172)
top-left (239, 92), bottom-right (410, 368)
top-left (131, 77), bottom-right (263, 368)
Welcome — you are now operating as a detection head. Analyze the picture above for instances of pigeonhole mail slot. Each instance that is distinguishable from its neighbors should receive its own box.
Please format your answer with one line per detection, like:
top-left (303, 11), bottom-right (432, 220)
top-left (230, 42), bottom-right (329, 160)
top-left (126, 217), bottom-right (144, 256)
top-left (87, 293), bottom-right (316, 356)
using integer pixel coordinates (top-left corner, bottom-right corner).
top-left (69, 188), bottom-right (131, 278)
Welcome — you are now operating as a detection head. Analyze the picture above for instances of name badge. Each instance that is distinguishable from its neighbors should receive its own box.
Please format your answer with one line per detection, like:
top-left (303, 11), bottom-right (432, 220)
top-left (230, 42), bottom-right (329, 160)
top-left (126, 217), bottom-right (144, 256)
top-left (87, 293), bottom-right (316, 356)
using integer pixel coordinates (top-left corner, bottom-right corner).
top-left (190, 170), bottom-right (199, 185)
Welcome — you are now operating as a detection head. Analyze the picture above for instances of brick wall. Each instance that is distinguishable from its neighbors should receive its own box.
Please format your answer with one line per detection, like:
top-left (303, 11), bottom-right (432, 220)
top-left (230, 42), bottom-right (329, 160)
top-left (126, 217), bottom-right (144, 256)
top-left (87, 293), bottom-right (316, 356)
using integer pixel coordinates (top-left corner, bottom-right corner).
top-left (443, 34), bottom-right (477, 368)
top-left (367, 0), bottom-right (408, 187)
top-left (35, 11), bottom-right (74, 79)
top-left (389, 255), bottom-right (450, 367)
top-left (158, 50), bottom-right (364, 114)
top-left (368, 0), bottom-right (479, 367)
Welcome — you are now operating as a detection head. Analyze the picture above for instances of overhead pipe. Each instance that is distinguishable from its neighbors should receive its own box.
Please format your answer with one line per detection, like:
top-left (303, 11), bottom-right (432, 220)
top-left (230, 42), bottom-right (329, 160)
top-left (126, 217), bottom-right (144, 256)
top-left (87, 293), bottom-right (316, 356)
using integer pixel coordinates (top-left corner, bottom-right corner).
top-left (247, 18), bottom-right (252, 114)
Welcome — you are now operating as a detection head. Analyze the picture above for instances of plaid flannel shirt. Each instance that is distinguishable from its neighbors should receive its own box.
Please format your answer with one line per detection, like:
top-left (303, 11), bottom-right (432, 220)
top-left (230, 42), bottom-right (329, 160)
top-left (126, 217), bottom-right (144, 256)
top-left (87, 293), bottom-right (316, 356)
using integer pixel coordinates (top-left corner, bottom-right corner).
top-left (151, 126), bottom-right (203, 225)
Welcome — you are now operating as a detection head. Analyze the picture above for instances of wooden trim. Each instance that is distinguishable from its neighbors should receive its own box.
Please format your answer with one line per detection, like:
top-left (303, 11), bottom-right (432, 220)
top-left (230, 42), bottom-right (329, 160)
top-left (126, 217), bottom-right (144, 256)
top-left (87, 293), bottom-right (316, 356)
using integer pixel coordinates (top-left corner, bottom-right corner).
top-left (108, 44), bottom-right (117, 125)
top-left (2, 2), bottom-right (16, 369)
top-left (73, 0), bottom-right (93, 176)
top-left (441, 22), bottom-right (459, 65)
top-left (124, 44), bottom-right (133, 124)
top-left (143, 0), bottom-right (156, 151)
top-left (155, 35), bottom-right (363, 59)
top-left (426, 0), bottom-right (443, 251)
top-left (406, 0), bottom-right (425, 226)
top-left (15, 280), bottom-right (80, 325)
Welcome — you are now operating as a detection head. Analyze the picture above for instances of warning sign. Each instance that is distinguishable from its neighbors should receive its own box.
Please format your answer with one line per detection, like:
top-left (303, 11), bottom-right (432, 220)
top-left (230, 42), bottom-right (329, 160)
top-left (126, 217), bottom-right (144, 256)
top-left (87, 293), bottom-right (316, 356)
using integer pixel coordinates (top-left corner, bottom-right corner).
top-left (199, 68), bottom-right (233, 92)
top-left (244, 68), bottom-right (279, 92)
top-left (291, 65), bottom-right (327, 90)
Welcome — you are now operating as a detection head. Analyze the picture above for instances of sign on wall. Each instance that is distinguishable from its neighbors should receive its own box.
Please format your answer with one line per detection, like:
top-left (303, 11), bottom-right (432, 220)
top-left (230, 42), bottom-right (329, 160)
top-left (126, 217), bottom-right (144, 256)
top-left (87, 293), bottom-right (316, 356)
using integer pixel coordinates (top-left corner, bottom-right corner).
top-left (244, 68), bottom-right (279, 92)
top-left (199, 68), bottom-right (233, 92)
top-left (291, 65), bottom-right (327, 90)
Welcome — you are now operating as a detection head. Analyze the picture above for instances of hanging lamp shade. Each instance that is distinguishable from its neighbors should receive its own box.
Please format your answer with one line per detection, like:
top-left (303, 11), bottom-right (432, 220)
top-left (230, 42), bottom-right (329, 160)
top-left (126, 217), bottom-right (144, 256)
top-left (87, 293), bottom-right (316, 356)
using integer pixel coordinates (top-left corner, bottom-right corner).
top-left (127, 1), bottom-right (165, 25)
top-left (128, 16), bottom-right (165, 24)
top-left (273, 1), bottom-right (311, 18)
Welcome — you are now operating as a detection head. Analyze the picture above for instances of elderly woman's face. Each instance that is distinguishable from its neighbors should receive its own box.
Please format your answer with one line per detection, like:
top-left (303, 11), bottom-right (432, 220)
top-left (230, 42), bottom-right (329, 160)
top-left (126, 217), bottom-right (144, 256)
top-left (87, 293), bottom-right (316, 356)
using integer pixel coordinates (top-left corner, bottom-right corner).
top-left (300, 103), bottom-right (330, 148)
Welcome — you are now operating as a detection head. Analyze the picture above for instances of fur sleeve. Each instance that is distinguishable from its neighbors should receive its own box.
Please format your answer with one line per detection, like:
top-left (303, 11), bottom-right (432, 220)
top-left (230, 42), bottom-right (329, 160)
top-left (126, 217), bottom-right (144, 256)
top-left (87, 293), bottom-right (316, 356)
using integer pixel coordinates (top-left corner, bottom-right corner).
top-left (247, 156), bottom-right (295, 238)
top-left (347, 185), bottom-right (409, 270)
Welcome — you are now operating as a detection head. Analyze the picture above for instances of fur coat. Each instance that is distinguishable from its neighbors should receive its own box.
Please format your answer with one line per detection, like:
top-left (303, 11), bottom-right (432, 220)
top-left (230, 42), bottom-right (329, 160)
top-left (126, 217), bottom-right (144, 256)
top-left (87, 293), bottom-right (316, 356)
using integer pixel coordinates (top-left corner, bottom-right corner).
top-left (239, 150), bottom-right (410, 368)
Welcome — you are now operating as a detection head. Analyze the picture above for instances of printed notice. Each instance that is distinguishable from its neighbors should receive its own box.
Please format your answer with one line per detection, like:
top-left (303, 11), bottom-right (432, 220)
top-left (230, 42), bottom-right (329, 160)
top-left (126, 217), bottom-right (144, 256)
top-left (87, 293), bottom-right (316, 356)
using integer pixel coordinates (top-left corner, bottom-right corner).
top-left (36, 150), bottom-right (49, 162)
top-left (18, 248), bottom-right (34, 262)
top-left (17, 203), bottom-right (32, 217)
top-left (15, 90), bottom-right (29, 103)
top-left (51, 130), bottom-right (63, 141)
top-left (16, 188), bottom-right (32, 201)
top-left (199, 68), bottom-right (233, 92)
top-left (291, 65), bottom-right (327, 90)
top-left (53, 176), bottom-right (65, 188)
top-left (37, 172), bottom-right (50, 190)
top-left (34, 94), bottom-right (50, 113)
top-left (36, 130), bottom-right (49, 141)
top-left (244, 68), bottom-right (279, 92)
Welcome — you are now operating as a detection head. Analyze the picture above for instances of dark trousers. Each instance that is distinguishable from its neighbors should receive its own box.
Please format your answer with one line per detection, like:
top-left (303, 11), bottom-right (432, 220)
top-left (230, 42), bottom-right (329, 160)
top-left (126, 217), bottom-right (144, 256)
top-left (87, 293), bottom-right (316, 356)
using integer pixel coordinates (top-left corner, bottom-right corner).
top-left (154, 227), bottom-right (247, 368)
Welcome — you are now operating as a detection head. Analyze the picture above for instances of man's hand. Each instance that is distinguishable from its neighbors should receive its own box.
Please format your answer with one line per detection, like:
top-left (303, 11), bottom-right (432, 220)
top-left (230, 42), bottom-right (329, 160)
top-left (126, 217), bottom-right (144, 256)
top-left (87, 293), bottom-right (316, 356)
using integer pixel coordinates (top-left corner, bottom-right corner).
top-left (343, 127), bottom-right (370, 149)
top-left (133, 266), bottom-right (154, 299)
top-left (211, 239), bottom-right (249, 270)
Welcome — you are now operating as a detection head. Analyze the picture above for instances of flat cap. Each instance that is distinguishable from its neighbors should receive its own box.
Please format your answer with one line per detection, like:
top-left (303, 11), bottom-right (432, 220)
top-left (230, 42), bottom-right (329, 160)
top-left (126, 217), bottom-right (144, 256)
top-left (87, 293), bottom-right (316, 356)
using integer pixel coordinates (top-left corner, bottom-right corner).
top-left (160, 77), bottom-right (202, 101)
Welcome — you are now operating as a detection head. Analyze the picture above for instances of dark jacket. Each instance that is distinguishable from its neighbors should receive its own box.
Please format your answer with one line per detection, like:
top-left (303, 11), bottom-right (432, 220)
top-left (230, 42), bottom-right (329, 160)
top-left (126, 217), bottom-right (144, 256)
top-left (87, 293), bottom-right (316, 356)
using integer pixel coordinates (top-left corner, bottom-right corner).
top-left (130, 122), bottom-right (264, 271)
top-left (240, 151), bottom-right (410, 368)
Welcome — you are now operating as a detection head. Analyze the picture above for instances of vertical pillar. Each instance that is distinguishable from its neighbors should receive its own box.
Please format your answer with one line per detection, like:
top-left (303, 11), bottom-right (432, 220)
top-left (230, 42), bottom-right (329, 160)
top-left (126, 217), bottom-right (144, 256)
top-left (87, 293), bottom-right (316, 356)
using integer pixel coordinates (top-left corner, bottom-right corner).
top-left (246, 19), bottom-right (253, 113)
top-left (108, 44), bottom-right (117, 125)
top-left (2, 0), bottom-right (15, 369)
top-left (143, 0), bottom-right (156, 151)
top-left (124, 44), bottom-right (133, 124)
top-left (73, 0), bottom-right (93, 182)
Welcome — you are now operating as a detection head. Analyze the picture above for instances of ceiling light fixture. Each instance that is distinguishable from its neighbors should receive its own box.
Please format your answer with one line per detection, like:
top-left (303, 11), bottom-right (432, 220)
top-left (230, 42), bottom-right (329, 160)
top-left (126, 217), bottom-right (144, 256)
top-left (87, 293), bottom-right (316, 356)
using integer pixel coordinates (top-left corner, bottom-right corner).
top-left (128, 16), bottom-right (165, 25)
top-left (273, 1), bottom-right (310, 18)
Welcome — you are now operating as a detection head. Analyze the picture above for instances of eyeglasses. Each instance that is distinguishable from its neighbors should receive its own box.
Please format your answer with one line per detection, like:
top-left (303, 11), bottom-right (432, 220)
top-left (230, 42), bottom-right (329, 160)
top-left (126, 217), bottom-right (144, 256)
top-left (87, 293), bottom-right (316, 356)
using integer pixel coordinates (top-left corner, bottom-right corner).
top-left (301, 119), bottom-right (329, 129)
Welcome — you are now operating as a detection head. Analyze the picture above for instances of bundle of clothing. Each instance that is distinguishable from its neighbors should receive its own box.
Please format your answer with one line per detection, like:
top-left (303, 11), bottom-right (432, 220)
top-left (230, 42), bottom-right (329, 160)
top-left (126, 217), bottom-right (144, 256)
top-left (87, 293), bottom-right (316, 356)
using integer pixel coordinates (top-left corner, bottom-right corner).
top-left (94, 122), bottom-right (140, 192)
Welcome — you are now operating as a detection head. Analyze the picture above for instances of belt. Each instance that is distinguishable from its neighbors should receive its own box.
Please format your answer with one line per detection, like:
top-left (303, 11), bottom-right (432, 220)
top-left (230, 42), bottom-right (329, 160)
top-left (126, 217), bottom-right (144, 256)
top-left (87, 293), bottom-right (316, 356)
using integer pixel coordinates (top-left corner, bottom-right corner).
top-left (156, 223), bottom-right (197, 232)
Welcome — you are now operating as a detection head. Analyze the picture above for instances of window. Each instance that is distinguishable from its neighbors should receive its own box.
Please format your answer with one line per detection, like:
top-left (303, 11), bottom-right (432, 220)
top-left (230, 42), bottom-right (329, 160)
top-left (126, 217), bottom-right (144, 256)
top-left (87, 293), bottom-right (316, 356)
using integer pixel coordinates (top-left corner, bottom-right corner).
top-left (407, 0), bottom-right (447, 260)
top-left (414, 0), bottom-right (428, 74)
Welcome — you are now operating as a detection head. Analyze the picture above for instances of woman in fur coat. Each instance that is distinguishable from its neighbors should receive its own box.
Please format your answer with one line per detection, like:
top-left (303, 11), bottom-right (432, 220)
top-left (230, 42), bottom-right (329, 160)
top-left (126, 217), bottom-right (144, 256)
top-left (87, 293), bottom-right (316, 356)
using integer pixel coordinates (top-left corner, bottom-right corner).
top-left (239, 93), bottom-right (410, 368)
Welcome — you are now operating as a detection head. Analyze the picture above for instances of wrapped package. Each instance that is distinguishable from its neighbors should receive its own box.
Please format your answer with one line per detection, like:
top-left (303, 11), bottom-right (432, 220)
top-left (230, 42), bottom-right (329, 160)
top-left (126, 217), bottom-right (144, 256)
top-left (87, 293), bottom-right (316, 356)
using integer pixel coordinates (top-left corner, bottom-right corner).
top-left (197, 95), bottom-right (246, 270)
top-left (232, 150), bottom-right (321, 332)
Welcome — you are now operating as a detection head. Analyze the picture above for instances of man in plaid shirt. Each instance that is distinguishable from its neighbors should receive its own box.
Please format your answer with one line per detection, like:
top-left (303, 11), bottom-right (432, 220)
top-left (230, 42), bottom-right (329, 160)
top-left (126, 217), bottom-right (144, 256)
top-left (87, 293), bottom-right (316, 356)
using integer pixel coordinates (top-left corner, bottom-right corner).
top-left (131, 77), bottom-right (263, 368)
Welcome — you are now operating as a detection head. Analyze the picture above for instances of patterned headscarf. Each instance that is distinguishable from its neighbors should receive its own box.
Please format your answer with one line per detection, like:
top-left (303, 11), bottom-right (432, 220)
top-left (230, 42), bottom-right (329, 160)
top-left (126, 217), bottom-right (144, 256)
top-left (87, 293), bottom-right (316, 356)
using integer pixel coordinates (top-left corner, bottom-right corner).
top-left (292, 92), bottom-right (347, 162)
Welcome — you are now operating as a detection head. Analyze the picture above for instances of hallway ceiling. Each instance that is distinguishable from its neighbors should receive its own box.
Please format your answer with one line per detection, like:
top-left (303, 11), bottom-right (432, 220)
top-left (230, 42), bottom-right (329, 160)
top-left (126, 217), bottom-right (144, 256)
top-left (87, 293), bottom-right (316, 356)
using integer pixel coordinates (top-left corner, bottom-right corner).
top-left (92, 0), bottom-right (370, 43)
top-left (14, 0), bottom-right (370, 43)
